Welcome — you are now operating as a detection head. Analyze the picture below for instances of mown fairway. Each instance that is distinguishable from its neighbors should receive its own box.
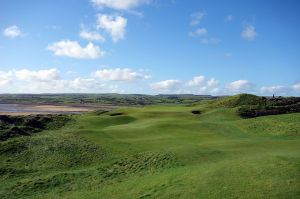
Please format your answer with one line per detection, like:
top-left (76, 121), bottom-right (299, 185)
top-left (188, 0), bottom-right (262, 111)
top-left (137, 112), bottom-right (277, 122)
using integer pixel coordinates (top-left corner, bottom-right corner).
top-left (1, 96), bottom-right (300, 198)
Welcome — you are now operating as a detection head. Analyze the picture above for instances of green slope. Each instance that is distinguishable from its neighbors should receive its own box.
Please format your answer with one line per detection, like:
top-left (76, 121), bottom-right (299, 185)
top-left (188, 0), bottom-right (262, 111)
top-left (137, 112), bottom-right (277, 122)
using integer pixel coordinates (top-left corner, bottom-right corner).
top-left (1, 96), bottom-right (300, 199)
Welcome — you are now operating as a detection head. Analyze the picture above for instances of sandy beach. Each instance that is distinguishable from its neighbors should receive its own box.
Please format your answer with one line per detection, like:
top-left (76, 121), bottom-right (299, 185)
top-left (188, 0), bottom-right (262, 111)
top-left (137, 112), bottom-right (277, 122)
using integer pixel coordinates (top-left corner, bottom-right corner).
top-left (0, 103), bottom-right (115, 115)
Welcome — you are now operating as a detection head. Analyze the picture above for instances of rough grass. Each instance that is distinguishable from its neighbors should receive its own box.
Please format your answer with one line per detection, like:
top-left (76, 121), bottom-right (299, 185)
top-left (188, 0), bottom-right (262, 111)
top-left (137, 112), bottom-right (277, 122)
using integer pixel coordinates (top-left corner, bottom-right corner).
top-left (98, 152), bottom-right (179, 180)
top-left (1, 95), bottom-right (300, 199)
top-left (212, 94), bottom-right (300, 118)
top-left (236, 113), bottom-right (300, 136)
top-left (212, 94), bottom-right (263, 107)
top-left (0, 114), bottom-right (71, 141)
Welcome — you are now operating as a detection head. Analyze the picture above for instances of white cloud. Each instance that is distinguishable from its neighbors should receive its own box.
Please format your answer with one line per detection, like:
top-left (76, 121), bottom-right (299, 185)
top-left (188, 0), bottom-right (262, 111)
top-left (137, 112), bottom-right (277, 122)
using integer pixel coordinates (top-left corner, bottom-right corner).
top-left (47, 40), bottom-right (105, 59)
top-left (0, 79), bottom-right (11, 87)
top-left (3, 25), bottom-right (22, 38)
top-left (189, 12), bottom-right (220, 45)
top-left (292, 83), bottom-right (300, 92)
top-left (189, 28), bottom-right (207, 37)
top-left (207, 78), bottom-right (219, 88)
top-left (0, 71), bottom-right (13, 87)
top-left (14, 78), bottom-right (105, 93)
top-left (195, 86), bottom-right (220, 95)
top-left (225, 15), bottom-right (233, 22)
top-left (68, 78), bottom-right (103, 90)
top-left (79, 30), bottom-right (105, 42)
top-left (227, 80), bottom-right (254, 93)
top-left (241, 25), bottom-right (257, 41)
top-left (187, 76), bottom-right (206, 86)
top-left (190, 12), bottom-right (206, 26)
top-left (91, 0), bottom-right (150, 10)
top-left (15, 68), bottom-right (60, 82)
top-left (1, 67), bottom-right (299, 96)
top-left (0, 68), bottom-right (107, 93)
top-left (150, 80), bottom-right (182, 92)
top-left (187, 76), bottom-right (219, 95)
top-left (96, 14), bottom-right (127, 42)
top-left (0, 68), bottom-right (150, 93)
top-left (260, 86), bottom-right (286, 95)
top-left (94, 68), bottom-right (151, 81)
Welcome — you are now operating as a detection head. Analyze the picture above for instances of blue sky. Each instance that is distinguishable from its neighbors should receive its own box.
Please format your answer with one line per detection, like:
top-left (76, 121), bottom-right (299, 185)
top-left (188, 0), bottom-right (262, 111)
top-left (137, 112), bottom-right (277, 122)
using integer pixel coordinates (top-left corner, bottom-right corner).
top-left (0, 0), bottom-right (299, 95)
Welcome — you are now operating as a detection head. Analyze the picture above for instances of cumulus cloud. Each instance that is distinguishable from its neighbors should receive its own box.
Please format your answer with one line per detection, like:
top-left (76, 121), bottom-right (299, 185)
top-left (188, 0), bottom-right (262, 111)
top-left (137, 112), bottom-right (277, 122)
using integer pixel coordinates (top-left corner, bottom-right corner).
top-left (96, 14), bottom-right (127, 42)
top-left (79, 30), bottom-right (105, 42)
top-left (241, 25), bottom-right (257, 41)
top-left (227, 80), bottom-right (254, 93)
top-left (0, 67), bottom-right (152, 93)
top-left (91, 0), bottom-right (150, 10)
top-left (260, 86), bottom-right (286, 95)
top-left (47, 40), bottom-right (105, 59)
top-left (94, 68), bottom-right (151, 81)
top-left (1, 67), bottom-right (299, 95)
top-left (0, 68), bottom-right (108, 93)
top-left (207, 78), bottom-right (219, 88)
top-left (190, 12), bottom-right (206, 26)
top-left (0, 71), bottom-right (13, 87)
top-left (150, 80), bottom-right (182, 92)
top-left (3, 25), bottom-right (22, 38)
top-left (189, 12), bottom-right (220, 45)
top-left (187, 76), bottom-right (206, 87)
top-left (15, 68), bottom-right (60, 82)
top-left (189, 28), bottom-right (207, 37)
top-left (14, 78), bottom-right (105, 93)
top-left (292, 83), bottom-right (300, 92)
top-left (187, 76), bottom-right (219, 94)
top-left (67, 78), bottom-right (103, 90)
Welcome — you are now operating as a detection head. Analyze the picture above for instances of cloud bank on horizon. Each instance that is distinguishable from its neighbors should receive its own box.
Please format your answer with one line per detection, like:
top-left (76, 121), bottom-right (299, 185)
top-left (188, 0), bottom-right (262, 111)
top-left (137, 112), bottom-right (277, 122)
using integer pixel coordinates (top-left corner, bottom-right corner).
top-left (0, 0), bottom-right (299, 95)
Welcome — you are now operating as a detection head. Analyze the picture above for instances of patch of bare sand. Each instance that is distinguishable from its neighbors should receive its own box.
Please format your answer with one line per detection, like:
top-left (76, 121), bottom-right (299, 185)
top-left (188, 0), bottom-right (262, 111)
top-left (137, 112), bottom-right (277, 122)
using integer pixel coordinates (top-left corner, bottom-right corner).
top-left (0, 103), bottom-right (117, 116)
top-left (32, 105), bottom-right (93, 112)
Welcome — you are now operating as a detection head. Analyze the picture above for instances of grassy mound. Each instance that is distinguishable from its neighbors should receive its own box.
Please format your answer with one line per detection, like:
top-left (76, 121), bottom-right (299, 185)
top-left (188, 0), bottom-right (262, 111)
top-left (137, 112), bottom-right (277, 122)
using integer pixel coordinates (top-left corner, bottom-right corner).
top-left (98, 152), bottom-right (179, 180)
top-left (213, 94), bottom-right (263, 108)
top-left (0, 134), bottom-right (108, 172)
top-left (236, 113), bottom-right (300, 136)
top-left (238, 96), bottom-right (300, 118)
top-left (212, 94), bottom-right (300, 118)
top-left (0, 115), bottom-right (71, 141)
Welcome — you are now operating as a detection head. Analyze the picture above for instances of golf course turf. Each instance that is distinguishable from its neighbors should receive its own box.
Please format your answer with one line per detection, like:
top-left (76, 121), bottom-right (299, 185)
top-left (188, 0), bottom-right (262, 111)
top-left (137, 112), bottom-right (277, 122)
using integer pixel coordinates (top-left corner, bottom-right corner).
top-left (0, 94), bottom-right (299, 198)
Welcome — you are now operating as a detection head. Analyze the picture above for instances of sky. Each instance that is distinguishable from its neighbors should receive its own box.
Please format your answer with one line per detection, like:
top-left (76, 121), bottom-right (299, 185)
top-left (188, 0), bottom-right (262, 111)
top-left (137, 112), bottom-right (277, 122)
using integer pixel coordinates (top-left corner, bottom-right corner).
top-left (0, 0), bottom-right (299, 95)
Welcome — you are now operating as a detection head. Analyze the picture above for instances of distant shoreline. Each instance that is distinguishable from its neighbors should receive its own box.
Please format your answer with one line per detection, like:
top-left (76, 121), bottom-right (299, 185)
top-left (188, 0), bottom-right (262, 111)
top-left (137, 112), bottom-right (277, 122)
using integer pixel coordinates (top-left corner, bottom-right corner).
top-left (0, 103), bottom-right (117, 116)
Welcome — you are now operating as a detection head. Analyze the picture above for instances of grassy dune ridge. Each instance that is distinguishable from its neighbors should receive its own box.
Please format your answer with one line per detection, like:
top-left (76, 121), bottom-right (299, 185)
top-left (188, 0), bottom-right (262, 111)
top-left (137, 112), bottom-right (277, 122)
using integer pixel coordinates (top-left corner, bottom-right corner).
top-left (0, 95), bottom-right (299, 198)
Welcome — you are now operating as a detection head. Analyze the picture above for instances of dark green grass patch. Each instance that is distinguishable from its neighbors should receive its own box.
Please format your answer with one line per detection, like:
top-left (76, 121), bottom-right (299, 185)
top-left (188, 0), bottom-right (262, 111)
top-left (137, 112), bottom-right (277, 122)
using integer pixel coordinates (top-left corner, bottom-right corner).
top-left (236, 113), bottom-right (300, 136)
top-left (0, 134), bottom-right (109, 171)
top-left (98, 152), bottom-right (179, 180)
top-left (0, 114), bottom-right (71, 141)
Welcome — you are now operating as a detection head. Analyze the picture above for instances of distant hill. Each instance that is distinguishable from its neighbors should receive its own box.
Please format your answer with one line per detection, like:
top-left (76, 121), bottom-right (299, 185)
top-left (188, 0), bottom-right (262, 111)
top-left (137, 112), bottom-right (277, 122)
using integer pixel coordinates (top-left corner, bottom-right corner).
top-left (213, 94), bottom-right (300, 118)
top-left (213, 94), bottom-right (263, 107)
top-left (0, 93), bottom-right (217, 106)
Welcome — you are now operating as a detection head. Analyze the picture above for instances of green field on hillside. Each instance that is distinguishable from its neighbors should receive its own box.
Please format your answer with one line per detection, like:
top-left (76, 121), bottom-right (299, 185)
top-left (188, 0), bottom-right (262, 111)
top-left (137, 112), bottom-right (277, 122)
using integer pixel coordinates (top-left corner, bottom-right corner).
top-left (1, 95), bottom-right (300, 199)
